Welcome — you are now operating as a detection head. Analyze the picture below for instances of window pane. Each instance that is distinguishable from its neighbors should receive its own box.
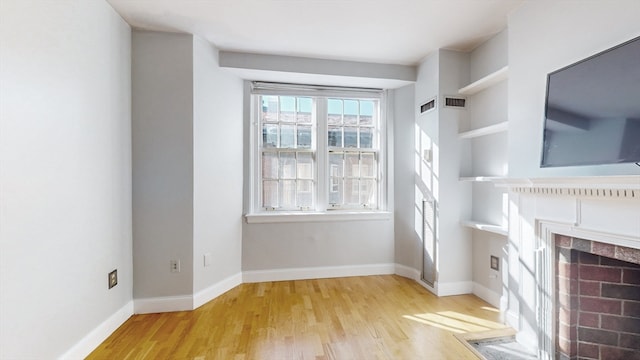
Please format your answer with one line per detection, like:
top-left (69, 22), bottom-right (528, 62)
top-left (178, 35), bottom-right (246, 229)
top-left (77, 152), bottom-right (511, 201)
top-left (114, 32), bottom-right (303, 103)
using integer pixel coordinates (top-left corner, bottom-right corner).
top-left (344, 100), bottom-right (358, 125)
top-left (297, 126), bottom-right (312, 148)
top-left (344, 127), bottom-right (357, 147)
top-left (281, 180), bottom-right (296, 208)
top-left (280, 124), bottom-right (295, 148)
top-left (256, 92), bottom-right (380, 212)
top-left (328, 99), bottom-right (343, 125)
top-left (262, 152), bottom-right (278, 179)
top-left (361, 153), bottom-right (375, 177)
top-left (263, 124), bottom-right (278, 147)
top-left (280, 96), bottom-right (296, 122)
top-left (297, 152), bottom-right (313, 179)
top-left (280, 152), bottom-right (296, 179)
top-left (360, 100), bottom-right (374, 125)
top-left (345, 153), bottom-right (359, 177)
top-left (262, 180), bottom-right (278, 208)
top-left (359, 127), bottom-right (373, 148)
top-left (329, 153), bottom-right (343, 177)
top-left (328, 127), bottom-right (342, 147)
top-left (297, 180), bottom-right (313, 208)
top-left (262, 96), bottom-right (278, 122)
top-left (361, 179), bottom-right (377, 206)
top-left (329, 178), bottom-right (343, 205)
top-left (297, 97), bottom-right (312, 123)
top-left (344, 179), bottom-right (359, 204)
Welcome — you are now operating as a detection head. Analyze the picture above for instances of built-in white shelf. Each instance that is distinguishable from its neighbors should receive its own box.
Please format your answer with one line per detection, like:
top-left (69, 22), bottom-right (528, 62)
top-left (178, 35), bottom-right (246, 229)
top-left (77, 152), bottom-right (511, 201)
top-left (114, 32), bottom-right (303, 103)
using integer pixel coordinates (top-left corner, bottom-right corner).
top-left (459, 176), bottom-right (505, 182)
top-left (459, 121), bottom-right (508, 139)
top-left (460, 220), bottom-right (508, 236)
top-left (458, 66), bottom-right (509, 95)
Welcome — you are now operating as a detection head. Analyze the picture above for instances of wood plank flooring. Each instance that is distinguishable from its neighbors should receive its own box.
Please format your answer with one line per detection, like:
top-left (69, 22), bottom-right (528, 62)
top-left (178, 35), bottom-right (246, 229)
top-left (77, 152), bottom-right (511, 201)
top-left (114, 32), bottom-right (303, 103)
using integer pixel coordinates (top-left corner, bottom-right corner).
top-left (88, 275), bottom-right (507, 359)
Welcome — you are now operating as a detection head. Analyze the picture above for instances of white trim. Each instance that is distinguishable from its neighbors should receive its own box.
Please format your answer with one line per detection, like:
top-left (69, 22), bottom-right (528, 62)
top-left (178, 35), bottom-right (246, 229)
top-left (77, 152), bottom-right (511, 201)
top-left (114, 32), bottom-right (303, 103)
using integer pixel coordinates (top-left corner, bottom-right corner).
top-left (242, 263), bottom-right (396, 283)
top-left (417, 280), bottom-right (437, 295)
top-left (394, 264), bottom-right (421, 280)
top-left (59, 301), bottom-right (133, 360)
top-left (250, 90), bottom-right (389, 215)
top-left (245, 210), bottom-right (392, 223)
top-left (134, 295), bottom-right (193, 314)
top-left (493, 175), bottom-right (640, 190)
top-left (472, 282), bottom-right (504, 310)
top-left (506, 310), bottom-right (519, 328)
top-left (436, 281), bottom-right (473, 296)
top-left (193, 273), bottom-right (243, 309)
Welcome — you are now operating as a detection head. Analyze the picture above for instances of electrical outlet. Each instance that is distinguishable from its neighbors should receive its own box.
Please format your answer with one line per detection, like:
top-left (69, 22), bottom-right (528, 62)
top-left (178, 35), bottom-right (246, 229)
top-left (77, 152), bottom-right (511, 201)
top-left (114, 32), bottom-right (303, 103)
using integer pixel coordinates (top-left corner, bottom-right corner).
top-left (170, 259), bottom-right (181, 273)
top-left (108, 269), bottom-right (118, 289)
top-left (490, 255), bottom-right (500, 271)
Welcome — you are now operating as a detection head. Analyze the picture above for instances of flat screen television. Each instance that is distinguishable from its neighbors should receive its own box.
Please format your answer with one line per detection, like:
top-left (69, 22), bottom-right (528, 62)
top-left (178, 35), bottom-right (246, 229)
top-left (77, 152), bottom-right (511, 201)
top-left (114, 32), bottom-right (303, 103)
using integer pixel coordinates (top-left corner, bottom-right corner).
top-left (541, 36), bottom-right (640, 167)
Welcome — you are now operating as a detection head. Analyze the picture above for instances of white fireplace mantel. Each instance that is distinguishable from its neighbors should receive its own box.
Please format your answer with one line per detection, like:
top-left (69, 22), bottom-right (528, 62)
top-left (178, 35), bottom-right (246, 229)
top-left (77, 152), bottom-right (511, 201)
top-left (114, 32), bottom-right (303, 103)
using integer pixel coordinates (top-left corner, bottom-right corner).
top-left (494, 175), bottom-right (640, 193)
top-left (493, 175), bottom-right (640, 359)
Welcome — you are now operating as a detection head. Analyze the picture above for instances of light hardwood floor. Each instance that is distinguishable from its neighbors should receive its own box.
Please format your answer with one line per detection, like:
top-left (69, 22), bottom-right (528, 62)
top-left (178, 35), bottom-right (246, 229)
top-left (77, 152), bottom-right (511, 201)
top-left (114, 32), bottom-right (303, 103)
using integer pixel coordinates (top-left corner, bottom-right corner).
top-left (88, 275), bottom-right (507, 359)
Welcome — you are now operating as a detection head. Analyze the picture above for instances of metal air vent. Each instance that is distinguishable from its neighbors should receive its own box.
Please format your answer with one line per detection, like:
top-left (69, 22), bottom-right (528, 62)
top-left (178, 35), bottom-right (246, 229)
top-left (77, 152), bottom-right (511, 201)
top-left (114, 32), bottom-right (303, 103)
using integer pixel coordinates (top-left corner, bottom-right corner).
top-left (444, 96), bottom-right (466, 109)
top-left (420, 98), bottom-right (436, 114)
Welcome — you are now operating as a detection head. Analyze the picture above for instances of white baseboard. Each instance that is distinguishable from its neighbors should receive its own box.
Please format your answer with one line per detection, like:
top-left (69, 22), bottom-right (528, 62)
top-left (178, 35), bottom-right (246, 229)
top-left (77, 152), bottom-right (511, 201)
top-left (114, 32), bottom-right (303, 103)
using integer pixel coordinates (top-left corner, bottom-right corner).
top-left (242, 263), bottom-right (396, 283)
top-left (394, 264), bottom-right (421, 280)
top-left (193, 272), bottom-right (243, 309)
top-left (472, 282), bottom-right (503, 309)
top-left (134, 294), bottom-right (193, 314)
top-left (436, 281), bottom-right (473, 296)
top-left (59, 301), bottom-right (133, 360)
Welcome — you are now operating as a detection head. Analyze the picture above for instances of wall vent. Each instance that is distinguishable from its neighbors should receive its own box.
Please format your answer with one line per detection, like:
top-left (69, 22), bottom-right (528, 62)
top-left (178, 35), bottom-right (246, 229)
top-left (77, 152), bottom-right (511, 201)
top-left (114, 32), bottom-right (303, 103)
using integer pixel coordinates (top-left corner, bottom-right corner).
top-left (419, 98), bottom-right (436, 114)
top-left (444, 96), bottom-right (466, 109)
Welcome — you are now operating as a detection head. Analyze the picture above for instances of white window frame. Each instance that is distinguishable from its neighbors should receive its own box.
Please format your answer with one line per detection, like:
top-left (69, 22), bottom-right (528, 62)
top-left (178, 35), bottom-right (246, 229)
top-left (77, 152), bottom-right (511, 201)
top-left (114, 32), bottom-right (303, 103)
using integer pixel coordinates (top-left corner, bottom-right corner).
top-left (246, 82), bottom-right (391, 223)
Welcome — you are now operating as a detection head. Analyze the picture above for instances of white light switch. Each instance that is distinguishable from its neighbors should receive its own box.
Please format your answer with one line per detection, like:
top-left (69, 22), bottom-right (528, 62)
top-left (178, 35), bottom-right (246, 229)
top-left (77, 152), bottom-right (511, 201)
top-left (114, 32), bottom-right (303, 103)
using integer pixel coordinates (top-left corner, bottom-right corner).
top-left (204, 253), bottom-right (212, 267)
top-left (423, 149), bottom-right (432, 163)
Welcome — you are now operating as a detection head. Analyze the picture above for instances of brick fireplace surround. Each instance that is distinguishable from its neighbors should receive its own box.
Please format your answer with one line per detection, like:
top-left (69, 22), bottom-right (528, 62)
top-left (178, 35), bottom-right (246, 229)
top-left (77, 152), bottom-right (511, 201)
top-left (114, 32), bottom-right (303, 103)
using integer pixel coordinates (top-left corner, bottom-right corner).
top-left (555, 235), bottom-right (640, 360)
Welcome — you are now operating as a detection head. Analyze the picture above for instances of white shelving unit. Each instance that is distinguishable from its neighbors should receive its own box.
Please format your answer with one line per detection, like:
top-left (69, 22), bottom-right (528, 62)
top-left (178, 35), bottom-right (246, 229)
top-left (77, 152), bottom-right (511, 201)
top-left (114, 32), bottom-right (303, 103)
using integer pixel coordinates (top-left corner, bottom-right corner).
top-left (460, 220), bottom-right (508, 236)
top-left (458, 121), bottom-right (508, 139)
top-left (458, 66), bottom-right (509, 95)
top-left (459, 176), bottom-right (504, 182)
top-left (459, 65), bottom-right (509, 236)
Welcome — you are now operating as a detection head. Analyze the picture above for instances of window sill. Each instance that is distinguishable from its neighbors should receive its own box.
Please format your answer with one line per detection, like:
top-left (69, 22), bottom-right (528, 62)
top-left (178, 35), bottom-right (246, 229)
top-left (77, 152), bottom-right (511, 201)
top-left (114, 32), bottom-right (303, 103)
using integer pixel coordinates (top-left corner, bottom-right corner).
top-left (244, 210), bottom-right (392, 224)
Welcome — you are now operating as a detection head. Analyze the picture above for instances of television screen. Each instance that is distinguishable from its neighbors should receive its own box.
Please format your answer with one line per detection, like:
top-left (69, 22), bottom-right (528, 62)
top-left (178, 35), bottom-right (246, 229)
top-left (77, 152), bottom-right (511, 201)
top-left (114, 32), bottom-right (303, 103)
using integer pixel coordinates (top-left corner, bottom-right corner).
top-left (541, 36), bottom-right (640, 167)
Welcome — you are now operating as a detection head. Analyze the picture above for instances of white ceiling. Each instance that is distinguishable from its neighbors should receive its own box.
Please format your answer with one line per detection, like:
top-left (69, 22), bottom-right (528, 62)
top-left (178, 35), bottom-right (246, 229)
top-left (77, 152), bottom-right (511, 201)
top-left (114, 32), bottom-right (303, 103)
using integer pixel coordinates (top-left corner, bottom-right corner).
top-left (106, 0), bottom-right (524, 66)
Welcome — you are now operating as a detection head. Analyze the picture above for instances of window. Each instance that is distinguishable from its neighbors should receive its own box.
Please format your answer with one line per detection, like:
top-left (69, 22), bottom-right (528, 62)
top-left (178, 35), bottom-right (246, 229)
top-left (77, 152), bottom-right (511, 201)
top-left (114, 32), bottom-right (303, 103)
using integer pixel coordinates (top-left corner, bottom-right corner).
top-left (250, 83), bottom-right (386, 214)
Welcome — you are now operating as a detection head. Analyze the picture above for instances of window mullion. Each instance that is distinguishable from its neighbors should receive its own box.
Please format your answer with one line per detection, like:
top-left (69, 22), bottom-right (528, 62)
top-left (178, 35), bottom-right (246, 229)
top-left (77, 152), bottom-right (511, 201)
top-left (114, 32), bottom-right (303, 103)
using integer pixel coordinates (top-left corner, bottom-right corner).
top-left (316, 98), bottom-right (328, 211)
top-left (253, 97), bottom-right (262, 212)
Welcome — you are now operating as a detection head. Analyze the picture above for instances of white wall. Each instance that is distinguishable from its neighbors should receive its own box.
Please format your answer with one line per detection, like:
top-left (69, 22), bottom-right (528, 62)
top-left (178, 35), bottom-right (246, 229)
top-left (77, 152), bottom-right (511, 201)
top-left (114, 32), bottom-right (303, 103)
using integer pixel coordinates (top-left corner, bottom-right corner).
top-left (192, 36), bottom-right (243, 293)
top-left (508, 0), bottom-right (640, 178)
top-left (411, 50), bottom-right (474, 294)
top-left (242, 221), bottom-right (394, 273)
top-left (436, 50), bottom-right (473, 288)
top-left (0, 0), bottom-right (132, 357)
top-left (132, 31), bottom-right (194, 299)
top-left (469, 29), bottom-right (508, 83)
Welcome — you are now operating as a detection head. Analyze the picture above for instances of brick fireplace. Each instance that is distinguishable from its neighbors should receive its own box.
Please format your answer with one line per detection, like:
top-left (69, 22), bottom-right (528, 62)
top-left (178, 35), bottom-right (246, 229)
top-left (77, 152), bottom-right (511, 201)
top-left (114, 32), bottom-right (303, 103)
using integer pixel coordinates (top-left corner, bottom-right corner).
top-left (555, 235), bottom-right (640, 360)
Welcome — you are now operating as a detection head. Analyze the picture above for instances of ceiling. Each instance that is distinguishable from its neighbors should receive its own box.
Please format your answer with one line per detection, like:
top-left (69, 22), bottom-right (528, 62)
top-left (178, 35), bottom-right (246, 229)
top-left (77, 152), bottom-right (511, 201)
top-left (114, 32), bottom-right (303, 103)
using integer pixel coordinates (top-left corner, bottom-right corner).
top-left (106, 0), bottom-right (524, 66)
